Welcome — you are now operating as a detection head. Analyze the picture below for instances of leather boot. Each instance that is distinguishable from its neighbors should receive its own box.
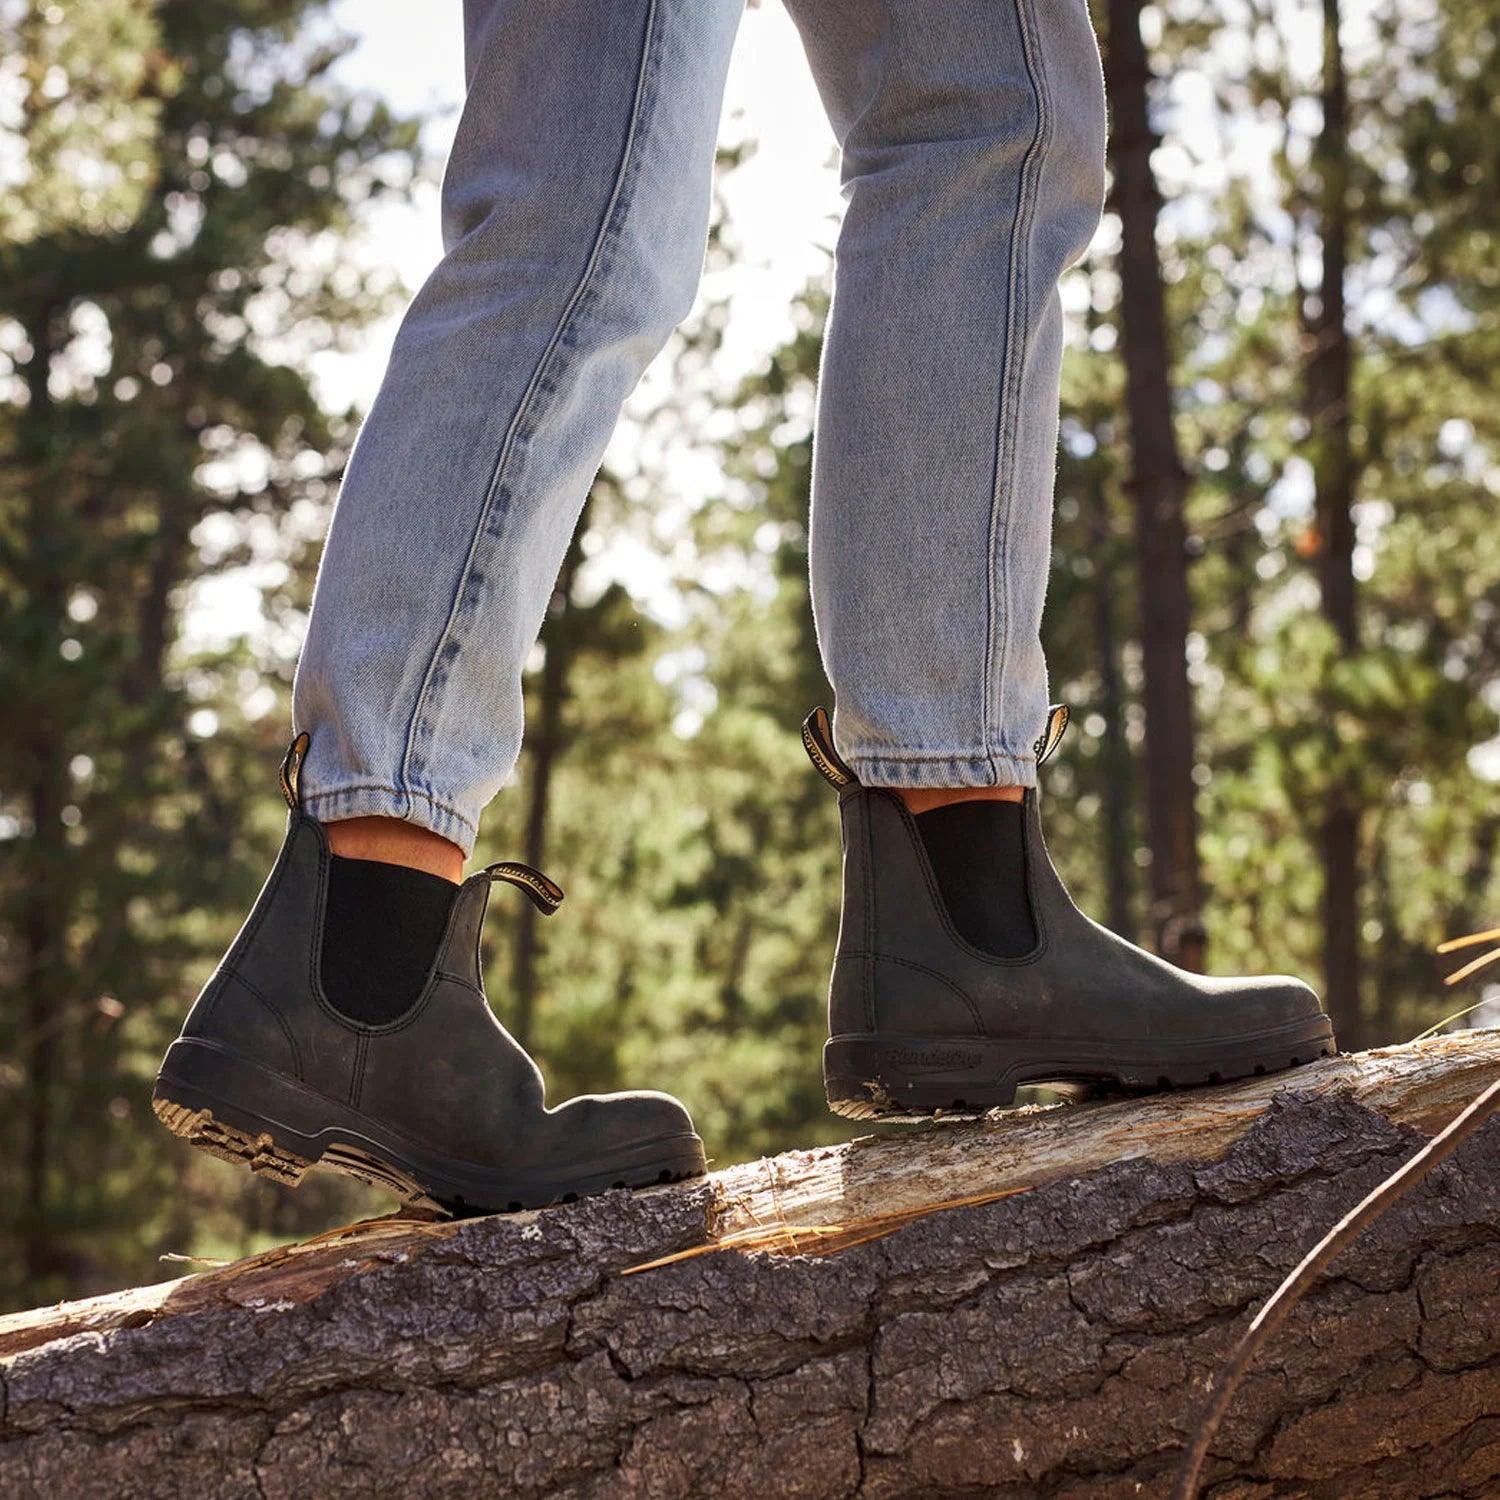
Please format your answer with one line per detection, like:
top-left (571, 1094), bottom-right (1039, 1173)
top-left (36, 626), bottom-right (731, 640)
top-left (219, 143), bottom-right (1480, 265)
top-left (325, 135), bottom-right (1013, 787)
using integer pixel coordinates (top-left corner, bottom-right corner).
top-left (804, 707), bottom-right (1336, 1121)
top-left (154, 735), bottom-right (706, 1214)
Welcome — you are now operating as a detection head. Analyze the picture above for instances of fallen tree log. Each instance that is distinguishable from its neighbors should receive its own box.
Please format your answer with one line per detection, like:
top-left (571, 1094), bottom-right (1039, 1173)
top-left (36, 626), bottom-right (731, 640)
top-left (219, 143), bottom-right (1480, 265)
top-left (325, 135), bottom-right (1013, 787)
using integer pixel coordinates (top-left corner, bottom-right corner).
top-left (3, 1033), bottom-right (1500, 1499)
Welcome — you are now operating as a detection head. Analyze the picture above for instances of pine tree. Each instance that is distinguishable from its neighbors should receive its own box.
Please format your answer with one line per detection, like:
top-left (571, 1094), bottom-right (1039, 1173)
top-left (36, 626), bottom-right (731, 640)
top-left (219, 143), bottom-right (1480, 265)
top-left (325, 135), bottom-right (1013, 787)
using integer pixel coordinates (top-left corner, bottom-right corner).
top-left (0, 0), bottom-right (418, 1306)
top-left (1104, 0), bottom-right (1206, 966)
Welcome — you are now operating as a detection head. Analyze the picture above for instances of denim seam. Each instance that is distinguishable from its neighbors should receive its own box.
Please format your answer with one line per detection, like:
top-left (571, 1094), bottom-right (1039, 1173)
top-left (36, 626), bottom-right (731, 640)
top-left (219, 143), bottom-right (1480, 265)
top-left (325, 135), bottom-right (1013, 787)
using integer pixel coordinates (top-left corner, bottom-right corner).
top-left (393, 0), bottom-right (664, 814)
top-left (844, 749), bottom-right (1039, 765)
top-left (301, 784), bottom-right (479, 841)
top-left (984, 0), bottom-right (1053, 784)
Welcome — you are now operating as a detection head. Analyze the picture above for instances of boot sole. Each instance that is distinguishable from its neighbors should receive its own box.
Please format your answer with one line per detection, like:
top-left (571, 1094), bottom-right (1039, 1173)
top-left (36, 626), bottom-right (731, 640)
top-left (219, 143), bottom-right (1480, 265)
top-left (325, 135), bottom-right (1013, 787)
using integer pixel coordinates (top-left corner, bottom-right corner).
top-left (824, 1015), bottom-right (1337, 1123)
top-left (154, 1038), bottom-right (707, 1216)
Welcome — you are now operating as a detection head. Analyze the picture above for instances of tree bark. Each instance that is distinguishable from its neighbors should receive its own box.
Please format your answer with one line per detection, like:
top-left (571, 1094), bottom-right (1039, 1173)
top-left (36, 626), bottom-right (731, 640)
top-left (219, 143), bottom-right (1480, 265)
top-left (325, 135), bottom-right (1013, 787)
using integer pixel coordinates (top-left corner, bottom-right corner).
top-left (1105, 0), bottom-right (1205, 968)
top-left (1306, 0), bottom-right (1362, 1051)
top-left (3, 1035), bottom-right (1499, 1498)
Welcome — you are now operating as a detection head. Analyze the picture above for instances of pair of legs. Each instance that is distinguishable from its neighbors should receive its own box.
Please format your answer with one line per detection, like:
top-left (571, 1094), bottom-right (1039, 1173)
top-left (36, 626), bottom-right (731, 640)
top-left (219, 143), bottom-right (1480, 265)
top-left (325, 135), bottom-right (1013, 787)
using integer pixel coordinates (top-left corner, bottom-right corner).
top-left (292, 0), bottom-right (1109, 870)
top-left (153, 0), bottom-right (1333, 1212)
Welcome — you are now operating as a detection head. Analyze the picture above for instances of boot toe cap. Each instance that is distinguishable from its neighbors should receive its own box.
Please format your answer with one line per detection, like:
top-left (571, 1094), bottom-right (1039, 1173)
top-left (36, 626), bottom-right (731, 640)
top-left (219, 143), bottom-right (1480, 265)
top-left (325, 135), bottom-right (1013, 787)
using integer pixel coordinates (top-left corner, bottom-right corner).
top-left (553, 1089), bottom-right (701, 1153)
top-left (1252, 974), bottom-right (1325, 1028)
top-left (1198, 971), bottom-right (1327, 1033)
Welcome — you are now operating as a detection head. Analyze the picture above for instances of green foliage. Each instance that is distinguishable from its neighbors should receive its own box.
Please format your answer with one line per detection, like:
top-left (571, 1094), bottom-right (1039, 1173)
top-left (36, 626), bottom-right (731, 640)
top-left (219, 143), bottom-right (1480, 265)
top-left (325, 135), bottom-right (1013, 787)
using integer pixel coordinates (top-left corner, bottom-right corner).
top-left (1, 0), bottom-right (1496, 1313)
top-left (0, 0), bottom-right (419, 1307)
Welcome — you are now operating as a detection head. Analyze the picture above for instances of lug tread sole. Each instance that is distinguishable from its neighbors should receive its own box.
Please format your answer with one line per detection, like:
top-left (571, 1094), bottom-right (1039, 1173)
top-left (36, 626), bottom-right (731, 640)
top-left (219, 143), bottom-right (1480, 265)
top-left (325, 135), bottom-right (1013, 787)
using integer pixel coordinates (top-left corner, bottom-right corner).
top-left (826, 1036), bottom-right (1337, 1124)
top-left (152, 1093), bottom-right (701, 1218)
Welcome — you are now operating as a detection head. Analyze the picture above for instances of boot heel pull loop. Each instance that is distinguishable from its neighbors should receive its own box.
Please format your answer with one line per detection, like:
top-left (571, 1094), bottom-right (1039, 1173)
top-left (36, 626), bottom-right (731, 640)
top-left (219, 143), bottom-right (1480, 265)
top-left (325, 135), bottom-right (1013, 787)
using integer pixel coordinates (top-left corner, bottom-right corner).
top-left (279, 731), bottom-right (310, 811)
top-left (1033, 704), bottom-right (1070, 768)
top-left (802, 706), bottom-right (857, 791)
top-left (484, 861), bottom-right (565, 915)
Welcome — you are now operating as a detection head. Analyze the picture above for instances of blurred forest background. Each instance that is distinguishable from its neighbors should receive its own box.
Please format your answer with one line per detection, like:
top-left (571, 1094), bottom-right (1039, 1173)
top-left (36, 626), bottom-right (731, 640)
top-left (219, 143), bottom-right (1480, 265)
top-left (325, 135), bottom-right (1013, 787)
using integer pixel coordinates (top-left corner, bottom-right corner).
top-left (1, 0), bottom-right (1496, 1313)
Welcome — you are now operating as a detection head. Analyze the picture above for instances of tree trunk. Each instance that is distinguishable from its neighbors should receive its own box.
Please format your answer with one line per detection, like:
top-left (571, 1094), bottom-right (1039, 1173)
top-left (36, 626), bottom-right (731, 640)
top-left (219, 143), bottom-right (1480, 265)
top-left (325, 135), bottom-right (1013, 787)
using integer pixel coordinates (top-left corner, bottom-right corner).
top-left (4, 1035), bottom-right (1499, 1498)
top-left (1307, 0), bottom-right (1362, 1051)
top-left (17, 305), bottom-right (68, 1286)
top-left (511, 519), bottom-right (587, 1049)
top-left (1088, 465), bottom-right (1137, 941)
top-left (1105, 0), bottom-right (1205, 968)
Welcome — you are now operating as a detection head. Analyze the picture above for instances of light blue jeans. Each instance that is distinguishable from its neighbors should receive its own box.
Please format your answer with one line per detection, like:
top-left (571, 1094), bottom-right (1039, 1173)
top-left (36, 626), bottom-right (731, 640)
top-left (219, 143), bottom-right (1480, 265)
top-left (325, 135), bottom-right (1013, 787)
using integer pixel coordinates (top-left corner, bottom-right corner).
top-left (293, 0), bottom-right (1107, 855)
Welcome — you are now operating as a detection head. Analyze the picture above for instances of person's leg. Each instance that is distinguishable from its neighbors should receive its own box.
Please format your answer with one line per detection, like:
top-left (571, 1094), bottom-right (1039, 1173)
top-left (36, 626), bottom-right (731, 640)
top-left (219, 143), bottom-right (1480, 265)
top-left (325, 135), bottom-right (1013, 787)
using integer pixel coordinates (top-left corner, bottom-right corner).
top-left (785, 5), bottom-right (1334, 1120)
top-left (785, 0), bottom-right (1105, 791)
top-left (155, 0), bottom-right (744, 1214)
top-left (293, 0), bottom-right (744, 867)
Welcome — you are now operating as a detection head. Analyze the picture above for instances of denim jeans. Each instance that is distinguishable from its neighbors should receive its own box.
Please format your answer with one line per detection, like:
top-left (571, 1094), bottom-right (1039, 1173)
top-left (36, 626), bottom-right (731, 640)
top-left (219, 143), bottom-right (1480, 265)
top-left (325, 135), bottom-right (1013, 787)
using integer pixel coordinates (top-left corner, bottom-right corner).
top-left (293, 0), bottom-right (1107, 855)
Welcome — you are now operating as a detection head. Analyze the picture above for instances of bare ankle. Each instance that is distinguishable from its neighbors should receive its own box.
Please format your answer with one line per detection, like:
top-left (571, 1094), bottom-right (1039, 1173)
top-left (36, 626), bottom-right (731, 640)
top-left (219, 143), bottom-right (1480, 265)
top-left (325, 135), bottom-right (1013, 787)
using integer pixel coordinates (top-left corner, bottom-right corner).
top-left (324, 816), bottom-right (464, 883)
top-left (894, 785), bottom-right (1026, 816)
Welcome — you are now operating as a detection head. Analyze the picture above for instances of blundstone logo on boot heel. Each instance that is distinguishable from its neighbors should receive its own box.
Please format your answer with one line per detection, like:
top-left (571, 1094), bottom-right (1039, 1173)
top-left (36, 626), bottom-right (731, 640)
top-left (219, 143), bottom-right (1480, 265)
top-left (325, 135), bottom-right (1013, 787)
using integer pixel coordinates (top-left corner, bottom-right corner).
top-left (883, 1046), bottom-right (983, 1074)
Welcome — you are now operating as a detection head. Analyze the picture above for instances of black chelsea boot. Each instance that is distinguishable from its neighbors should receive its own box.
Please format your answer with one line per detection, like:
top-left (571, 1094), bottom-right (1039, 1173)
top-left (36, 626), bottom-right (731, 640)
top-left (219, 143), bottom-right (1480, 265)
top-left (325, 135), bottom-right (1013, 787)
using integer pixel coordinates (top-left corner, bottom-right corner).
top-left (153, 734), bottom-right (706, 1214)
top-left (804, 707), bottom-right (1336, 1121)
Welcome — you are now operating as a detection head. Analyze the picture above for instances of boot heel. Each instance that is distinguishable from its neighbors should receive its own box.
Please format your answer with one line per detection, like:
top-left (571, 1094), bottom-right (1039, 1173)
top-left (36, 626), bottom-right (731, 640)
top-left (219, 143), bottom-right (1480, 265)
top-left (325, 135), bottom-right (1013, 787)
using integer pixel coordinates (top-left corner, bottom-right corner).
top-left (152, 1094), bottom-right (314, 1186)
top-left (153, 1037), bottom-right (329, 1181)
top-left (153, 1039), bottom-right (452, 1211)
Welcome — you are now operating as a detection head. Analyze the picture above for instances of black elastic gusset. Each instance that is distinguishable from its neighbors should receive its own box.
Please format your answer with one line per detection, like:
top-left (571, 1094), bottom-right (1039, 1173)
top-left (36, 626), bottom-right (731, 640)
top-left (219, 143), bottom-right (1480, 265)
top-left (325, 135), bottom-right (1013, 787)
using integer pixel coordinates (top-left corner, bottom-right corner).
top-left (321, 855), bottom-right (459, 1026)
top-left (915, 799), bottom-right (1037, 959)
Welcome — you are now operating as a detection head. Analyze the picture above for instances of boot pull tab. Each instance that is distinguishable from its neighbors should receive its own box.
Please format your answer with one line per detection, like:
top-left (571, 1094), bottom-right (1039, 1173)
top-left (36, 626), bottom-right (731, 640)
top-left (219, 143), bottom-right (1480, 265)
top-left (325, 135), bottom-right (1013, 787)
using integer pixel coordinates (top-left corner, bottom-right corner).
top-left (279, 731), bottom-right (310, 811)
top-left (802, 706), bottom-right (857, 791)
top-left (1033, 704), bottom-right (1070, 768)
top-left (483, 861), bottom-right (565, 916)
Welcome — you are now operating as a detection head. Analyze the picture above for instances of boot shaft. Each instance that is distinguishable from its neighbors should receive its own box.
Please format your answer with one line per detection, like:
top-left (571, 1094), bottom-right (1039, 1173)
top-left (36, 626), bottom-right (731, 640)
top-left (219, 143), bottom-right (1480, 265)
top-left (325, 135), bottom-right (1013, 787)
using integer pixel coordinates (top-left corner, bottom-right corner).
top-left (829, 785), bottom-right (1033, 1040)
top-left (180, 809), bottom-right (495, 1090)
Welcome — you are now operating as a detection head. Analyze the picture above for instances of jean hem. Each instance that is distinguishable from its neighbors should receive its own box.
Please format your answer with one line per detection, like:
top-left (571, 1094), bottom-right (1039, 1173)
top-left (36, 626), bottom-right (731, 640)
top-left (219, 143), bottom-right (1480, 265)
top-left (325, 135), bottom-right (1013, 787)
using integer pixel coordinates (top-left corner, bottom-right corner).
top-left (847, 749), bottom-right (1038, 790)
top-left (300, 783), bottom-right (480, 858)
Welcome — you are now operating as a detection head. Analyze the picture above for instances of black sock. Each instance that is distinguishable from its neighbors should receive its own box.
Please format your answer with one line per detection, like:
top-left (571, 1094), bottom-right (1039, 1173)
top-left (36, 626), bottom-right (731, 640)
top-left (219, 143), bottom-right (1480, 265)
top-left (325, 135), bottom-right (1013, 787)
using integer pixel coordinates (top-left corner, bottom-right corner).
top-left (320, 855), bottom-right (458, 1026)
top-left (914, 799), bottom-right (1037, 959)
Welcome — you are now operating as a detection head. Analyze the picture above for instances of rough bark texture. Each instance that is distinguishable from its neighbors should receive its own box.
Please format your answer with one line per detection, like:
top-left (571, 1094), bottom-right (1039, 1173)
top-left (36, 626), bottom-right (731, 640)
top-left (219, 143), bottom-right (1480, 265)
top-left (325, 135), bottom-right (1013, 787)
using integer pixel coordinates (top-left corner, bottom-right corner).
top-left (3, 1035), bottom-right (1499, 1499)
